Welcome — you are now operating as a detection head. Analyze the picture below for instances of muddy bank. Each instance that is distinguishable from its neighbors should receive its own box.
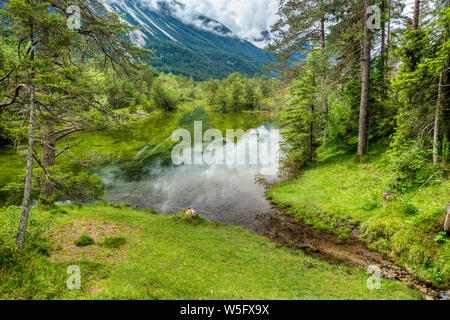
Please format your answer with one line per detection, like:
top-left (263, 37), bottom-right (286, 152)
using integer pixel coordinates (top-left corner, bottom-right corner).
top-left (254, 210), bottom-right (447, 300)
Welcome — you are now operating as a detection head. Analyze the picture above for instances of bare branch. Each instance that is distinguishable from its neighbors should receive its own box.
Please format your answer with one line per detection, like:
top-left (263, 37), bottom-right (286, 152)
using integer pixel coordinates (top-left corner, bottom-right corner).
top-left (0, 84), bottom-right (30, 112)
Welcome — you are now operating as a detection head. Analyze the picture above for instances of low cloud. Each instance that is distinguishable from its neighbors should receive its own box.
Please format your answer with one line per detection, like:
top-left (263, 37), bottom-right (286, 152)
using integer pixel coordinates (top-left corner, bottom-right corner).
top-left (140, 0), bottom-right (278, 43)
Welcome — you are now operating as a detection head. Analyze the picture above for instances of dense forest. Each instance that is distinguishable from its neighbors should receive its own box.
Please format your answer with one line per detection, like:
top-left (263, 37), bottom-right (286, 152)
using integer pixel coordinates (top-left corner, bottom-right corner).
top-left (100, 0), bottom-right (274, 81)
top-left (265, 0), bottom-right (449, 290)
top-left (0, 0), bottom-right (448, 301)
top-left (268, 0), bottom-right (449, 185)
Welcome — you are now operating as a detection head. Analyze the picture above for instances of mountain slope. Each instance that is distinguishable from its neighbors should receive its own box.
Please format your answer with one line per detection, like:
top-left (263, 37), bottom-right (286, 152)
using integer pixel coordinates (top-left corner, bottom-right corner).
top-left (103, 0), bottom-right (272, 80)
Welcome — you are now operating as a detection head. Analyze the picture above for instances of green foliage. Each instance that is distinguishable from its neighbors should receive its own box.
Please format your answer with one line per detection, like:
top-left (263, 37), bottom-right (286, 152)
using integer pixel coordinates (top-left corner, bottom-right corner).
top-left (0, 0), bottom-right (448, 298)
top-left (387, 140), bottom-right (443, 193)
top-left (361, 192), bottom-right (382, 212)
top-left (105, 64), bottom-right (158, 112)
top-left (144, 35), bottom-right (270, 81)
top-left (268, 148), bottom-right (450, 286)
top-left (149, 78), bottom-right (178, 112)
top-left (401, 201), bottom-right (418, 216)
top-left (52, 170), bottom-right (104, 204)
top-left (172, 211), bottom-right (206, 226)
top-left (442, 137), bottom-right (449, 164)
top-left (277, 48), bottom-right (327, 172)
top-left (102, 236), bottom-right (126, 249)
top-left (434, 232), bottom-right (448, 245)
top-left (205, 73), bottom-right (277, 112)
top-left (389, 7), bottom-right (449, 166)
top-left (0, 238), bottom-right (66, 299)
top-left (0, 224), bottom-right (103, 300)
top-left (107, 202), bottom-right (131, 209)
top-left (75, 235), bottom-right (95, 247)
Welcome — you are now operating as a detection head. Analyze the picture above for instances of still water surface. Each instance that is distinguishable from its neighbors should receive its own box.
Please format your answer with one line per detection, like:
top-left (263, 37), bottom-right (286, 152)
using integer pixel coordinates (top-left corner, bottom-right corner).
top-left (96, 108), bottom-right (280, 228)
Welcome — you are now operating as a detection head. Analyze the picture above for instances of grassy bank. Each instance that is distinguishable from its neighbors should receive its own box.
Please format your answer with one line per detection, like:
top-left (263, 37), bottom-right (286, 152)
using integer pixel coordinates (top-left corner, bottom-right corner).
top-left (267, 145), bottom-right (449, 287)
top-left (0, 204), bottom-right (421, 300)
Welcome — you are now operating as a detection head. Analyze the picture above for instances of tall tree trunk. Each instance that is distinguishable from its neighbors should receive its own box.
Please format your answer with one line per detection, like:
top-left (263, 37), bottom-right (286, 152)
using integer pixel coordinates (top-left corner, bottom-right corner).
top-left (17, 7), bottom-right (37, 249)
top-left (320, 16), bottom-right (329, 142)
top-left (357, 1), bottom-right (371, 157)
top-left (16, 80), bottom-right (35, 249)
top-left (387, 0), bottom-right (391, 50)
top-left (433, 72), bottom-right (443, 164)
top-left (310, 103), bottom-right (314, 162)
top-left (444, 202), bottom-right (450, 233)
top-left (380, 0), bottom-right (386, 102)
top-left (412, 0), bottom-right (420, 30)
top-left (320, 17), bottom-right (325, 48)
top-left (381, 0), bottom-right (386, 60)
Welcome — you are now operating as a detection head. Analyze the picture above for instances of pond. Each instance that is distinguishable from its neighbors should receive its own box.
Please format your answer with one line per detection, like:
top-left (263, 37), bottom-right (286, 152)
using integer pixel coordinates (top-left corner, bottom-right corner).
top-left (0, 106), bottom-right (281, 229)
top-left (95, 107), bottom-right (281, 229)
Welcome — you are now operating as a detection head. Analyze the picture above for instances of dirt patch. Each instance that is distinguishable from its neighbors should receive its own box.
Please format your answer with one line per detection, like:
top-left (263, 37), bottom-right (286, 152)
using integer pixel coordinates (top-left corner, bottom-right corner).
top-left (47, 219), bottom-right (137, 263)
top-left (255, 211), bottom-right (446, 300)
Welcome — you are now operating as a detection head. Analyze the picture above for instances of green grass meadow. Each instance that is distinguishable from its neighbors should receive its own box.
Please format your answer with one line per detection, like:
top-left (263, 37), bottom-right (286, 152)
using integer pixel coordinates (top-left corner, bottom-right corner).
top-left (0, 204), bottom-right (421, 300)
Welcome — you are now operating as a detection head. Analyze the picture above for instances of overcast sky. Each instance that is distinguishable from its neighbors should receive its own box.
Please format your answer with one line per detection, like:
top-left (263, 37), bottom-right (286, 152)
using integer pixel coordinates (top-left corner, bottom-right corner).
top-left (138, 0), bottom-right (415, 46)
top-left (140, 0), bottom-right (279, 42)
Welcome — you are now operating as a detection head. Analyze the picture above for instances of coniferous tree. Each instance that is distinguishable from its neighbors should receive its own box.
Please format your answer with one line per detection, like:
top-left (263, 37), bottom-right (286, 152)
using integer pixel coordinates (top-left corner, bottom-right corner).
top-left (0, 0), bottom-right (151, 248)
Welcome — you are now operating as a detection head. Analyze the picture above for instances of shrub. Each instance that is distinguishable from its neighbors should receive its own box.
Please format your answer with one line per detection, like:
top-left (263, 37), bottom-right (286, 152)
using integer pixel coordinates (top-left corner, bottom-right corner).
top-left (150, 79), bottom-right (178, 111)
top-left (49, 170), bottom-right (104, 204)
top-left (28, 234), bottom-right (52, 257)
top-left (75, 235), bottom-right (95, 247)
top-left (361, 192), bottom-right (382, 211)
top-left (401, 202), bottom-right (418, 216)
top-left (128, 101), bottom-right (137, 114)
top-left (172, 212), bottom-right (205, 225)
top-left (102, 236), bottom-right (126, 249)
top-left (50, 207), bottom-right (69, 215)
top-left (434, 232), bottom-right (448, 244)
top-left (142, 100), bottom-right (153, 113)
top-left (387, 140), bottom-right (442, 193)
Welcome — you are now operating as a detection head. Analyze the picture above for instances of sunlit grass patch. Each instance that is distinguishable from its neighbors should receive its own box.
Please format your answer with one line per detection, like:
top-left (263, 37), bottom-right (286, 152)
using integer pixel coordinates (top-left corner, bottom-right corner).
top-left (0, 204), bottom-right (422, 300)
top-left (268, 147), bottom-right (450, 287)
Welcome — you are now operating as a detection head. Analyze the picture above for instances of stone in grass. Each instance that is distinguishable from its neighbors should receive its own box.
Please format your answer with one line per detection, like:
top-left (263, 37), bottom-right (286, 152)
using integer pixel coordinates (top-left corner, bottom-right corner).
top-left (184, 208), bottom-right (198, 219)
top-left (173, 209), bottom-right (204, 225)
top-left (383, 192), bottom-right (395, 206)
top-left (102, 236), bottom-right (127, 249)
top-left (75, 235), bottom-right (95, 247)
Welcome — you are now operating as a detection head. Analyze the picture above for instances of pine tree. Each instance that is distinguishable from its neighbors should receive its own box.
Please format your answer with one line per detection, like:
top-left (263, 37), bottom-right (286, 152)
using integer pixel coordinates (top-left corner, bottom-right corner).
top-left (0, 0), bottom-right (151, 248)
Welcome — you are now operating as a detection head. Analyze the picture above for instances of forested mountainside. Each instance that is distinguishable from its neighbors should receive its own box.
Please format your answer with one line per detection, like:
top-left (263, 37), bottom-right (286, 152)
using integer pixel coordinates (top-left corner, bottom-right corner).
top-left (103, 0), bottom-right (272, 80)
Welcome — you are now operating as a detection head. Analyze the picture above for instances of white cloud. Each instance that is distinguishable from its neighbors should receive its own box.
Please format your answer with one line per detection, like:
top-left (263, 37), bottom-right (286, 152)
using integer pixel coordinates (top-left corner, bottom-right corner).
top-left (140, 0), bottom-right (278, 43)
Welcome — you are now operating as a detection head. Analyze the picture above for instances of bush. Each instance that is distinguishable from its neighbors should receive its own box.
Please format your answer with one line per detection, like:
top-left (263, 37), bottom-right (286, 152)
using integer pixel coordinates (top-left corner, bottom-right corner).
top-left (150, 79), bottom-right (178, 111)
top-left (50, 207), bottom-right (69, 215)
top-left (361, 192), bottom-right (382, 211)
top-left (128, 101), bottom-right (137, 114)
top-left (142, 100), bottom-right (153, 113)
top-left (172, 212), bottom-right (205, 225)
top-left (52, 170), bottom-right (104, 204)
top-left (434, 232), bottom-right (448, 244)
top-left (75, 235), bottom-right (95, 247)
top-left (387, 140), bottom-right (442, 193)
top-left (401, 202), bottom-right (418, 216)
top-left (28, 234), bottom-right (52, 257)
top-left (102, 236), bottom-right (126, 249)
